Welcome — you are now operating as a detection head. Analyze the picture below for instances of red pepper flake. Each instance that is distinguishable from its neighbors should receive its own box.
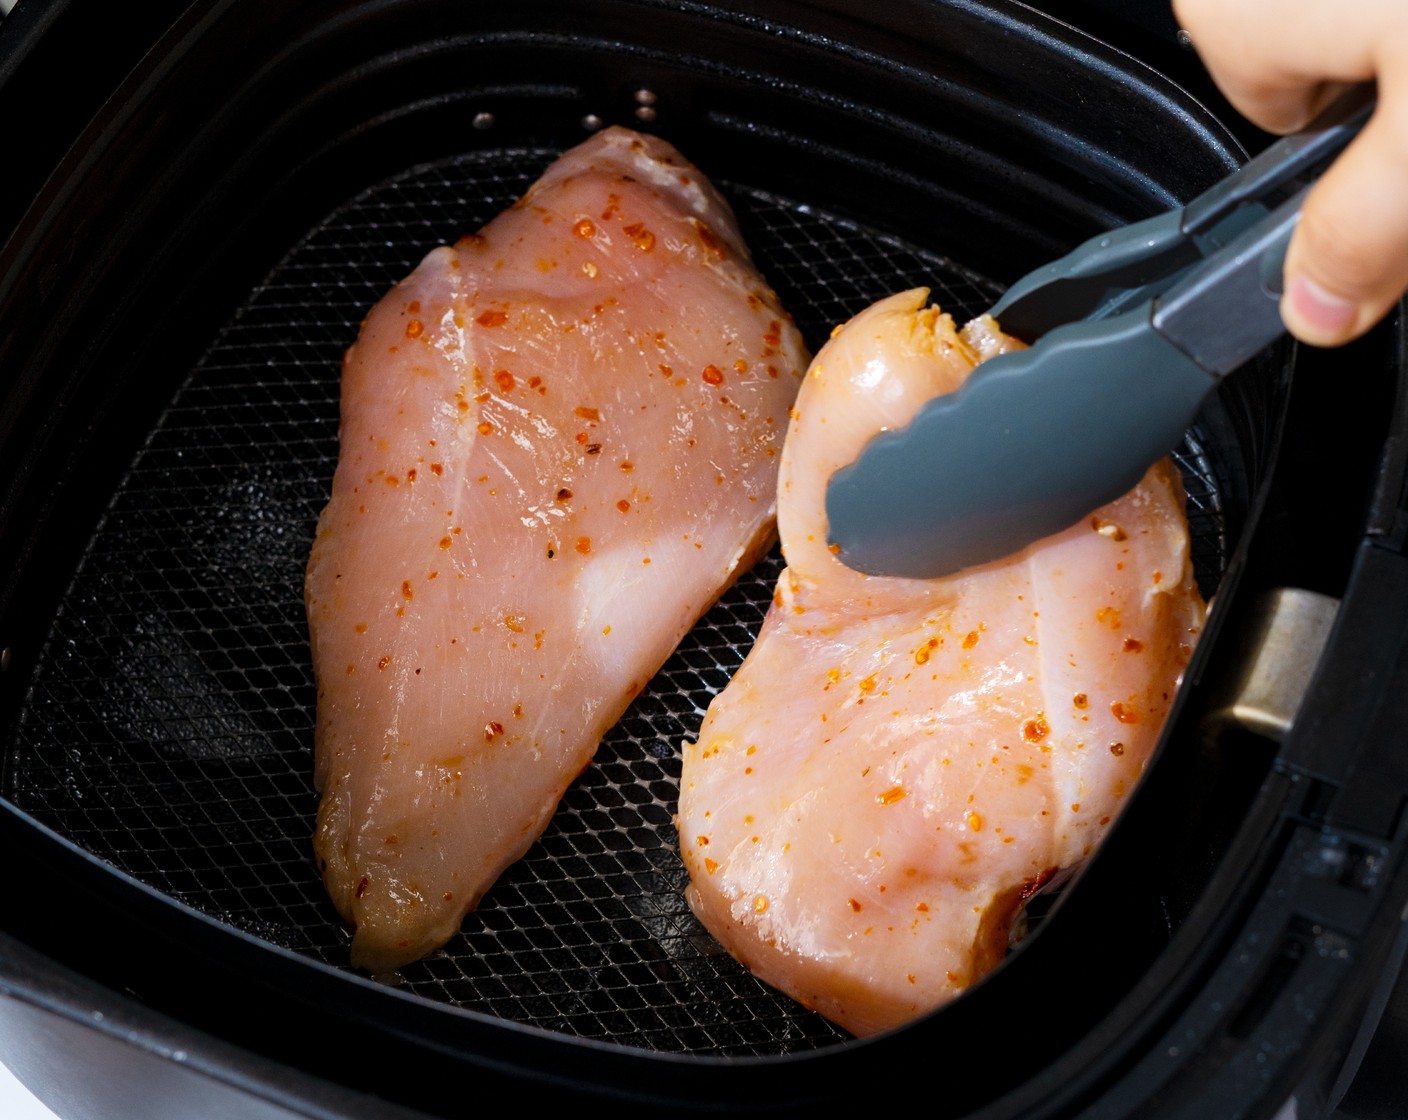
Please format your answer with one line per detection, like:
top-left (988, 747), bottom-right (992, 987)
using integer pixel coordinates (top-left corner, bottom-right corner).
top-left (1110, 741), bottom-right (1126, 757)
top-left (355, 876), bottom-right (370, 899)
top-left (405, 319), bottom-right (424, 339)
top-left (694, 220), bottom-right (726, 259)
top-left (377, 656), bottom-right (391, 670)
top-left (763, 320), bottom-right (782, 346)
top-left (962, 630), bottom-right (981, 649)
top-left (622, 222), bottom-right (655, 251)
top-left (556, 488), bottom-right (573, 502)
top-left (696, 835), bottom-right (710, 847)
top-left (619, 460), bottom-right (634, 472)
top-left (877, 786), bottom-right (906, 806)
top-left (384, 834), bottom-right (399, 846)
top-left (494, 369), bottom-right (515, 392)
top-left (1090, 515), bottom-right (1128, 540)
top-left (407, 300), bottom-right (421, 314)
top-left (585, 443), bottom-right (602, 455)
top-left (504, 615), bottom-right (525, 633)
top-left (401, 580), bottom-right (413, 601)
top-left (1123, 637), bottom-right (1145, 652)
top-left (848, 898), bottom-right (863, 913)
top-left (574, 218), bottom-right (596, 238)
top-left (1023, 715), bottom-right (1050, 743)
top-left (574, 406), bottom-right (600, 421)
top-left (575, 537), bottom-right (592, 554)
top-left (616, 499), bottom-right (630, 512)
top-left (1111, 701), bottom-right (1139, 724)
top-left (476, 310), bottom-right (508, 328)
top-left (703, 857), bottom-right (718, 874)
top-left (484, 721), bottom-right (505, 741)
top-left (701, 364), bottom-right (725, 386)
top-left (354, 623), bottom-right (368, 634)
top-left (1073, 692), bottom-right (1089, 709)
top-left (915, 637), bottom-right (939, 665)
top-left (967, 811), bottom-right (984, 831)
top-left (477, 421), bottom-right (494, 435)
top-left (406, 468), bottom-right (417, 482)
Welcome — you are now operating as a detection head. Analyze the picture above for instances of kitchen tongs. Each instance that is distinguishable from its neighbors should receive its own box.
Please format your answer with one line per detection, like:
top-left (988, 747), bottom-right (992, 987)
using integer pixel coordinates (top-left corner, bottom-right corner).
top-left (825, 87), bottom-right (1376, 578)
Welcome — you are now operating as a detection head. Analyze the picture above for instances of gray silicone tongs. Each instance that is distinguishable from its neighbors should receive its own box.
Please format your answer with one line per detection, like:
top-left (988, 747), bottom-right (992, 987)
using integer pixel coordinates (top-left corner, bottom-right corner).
top-left (825, 87), bottom-right (1377, 578)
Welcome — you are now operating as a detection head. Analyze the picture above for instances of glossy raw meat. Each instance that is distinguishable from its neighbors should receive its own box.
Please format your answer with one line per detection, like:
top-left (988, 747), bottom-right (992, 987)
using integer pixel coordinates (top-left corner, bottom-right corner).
top-left (678, 289), bottom-right (1205, 1037)
top-left (306, 127), bottom-right (808, 973)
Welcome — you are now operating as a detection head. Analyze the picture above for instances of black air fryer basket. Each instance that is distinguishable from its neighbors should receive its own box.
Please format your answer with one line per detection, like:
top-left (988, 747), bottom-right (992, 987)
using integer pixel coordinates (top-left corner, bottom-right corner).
top-left (2, 1), bottom-right (1407, 1117)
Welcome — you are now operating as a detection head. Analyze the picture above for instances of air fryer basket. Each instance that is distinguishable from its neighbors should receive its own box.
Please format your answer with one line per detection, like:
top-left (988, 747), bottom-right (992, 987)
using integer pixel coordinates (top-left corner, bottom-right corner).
top-left (2, 144), bottom-right (1232, 1052)
top-left (3, 2), bottom-right (1406, 1118)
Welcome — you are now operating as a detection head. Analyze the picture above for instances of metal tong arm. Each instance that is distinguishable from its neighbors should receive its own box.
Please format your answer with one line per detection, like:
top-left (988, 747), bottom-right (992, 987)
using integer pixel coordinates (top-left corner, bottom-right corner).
top-left (990, 85), bottom-right (1376, 343)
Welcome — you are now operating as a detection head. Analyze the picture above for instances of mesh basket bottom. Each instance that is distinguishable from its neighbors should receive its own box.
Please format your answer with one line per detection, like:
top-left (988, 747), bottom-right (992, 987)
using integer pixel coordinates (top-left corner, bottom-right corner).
top-left (5, 145), bottom-right (1225, 1056)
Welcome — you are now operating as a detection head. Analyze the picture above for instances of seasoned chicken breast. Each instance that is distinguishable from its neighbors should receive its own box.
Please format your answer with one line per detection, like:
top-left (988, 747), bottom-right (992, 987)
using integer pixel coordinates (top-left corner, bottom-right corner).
top-left (306, 127), bottom-right (808, 973)
top-left (677, 290), bottom-right (1204, 1037)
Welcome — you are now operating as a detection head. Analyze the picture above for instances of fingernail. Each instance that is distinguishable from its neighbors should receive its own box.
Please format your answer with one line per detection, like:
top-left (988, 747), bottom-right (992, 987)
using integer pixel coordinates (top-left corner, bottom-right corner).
top-left (1286, 274), bottom-right (1358, 341)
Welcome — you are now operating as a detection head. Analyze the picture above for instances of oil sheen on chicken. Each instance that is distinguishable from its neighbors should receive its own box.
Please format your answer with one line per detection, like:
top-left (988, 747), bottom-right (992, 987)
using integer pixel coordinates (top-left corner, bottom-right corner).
top-left (306, 127), bottom-right (808, 973)
top-left (677, 289), bottom-right (1205, 1037)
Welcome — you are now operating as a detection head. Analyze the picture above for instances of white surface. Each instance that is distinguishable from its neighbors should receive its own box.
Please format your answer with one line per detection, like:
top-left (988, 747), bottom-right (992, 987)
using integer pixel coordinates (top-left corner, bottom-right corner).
top-left (0, 1058), bottom-right (62, 1120)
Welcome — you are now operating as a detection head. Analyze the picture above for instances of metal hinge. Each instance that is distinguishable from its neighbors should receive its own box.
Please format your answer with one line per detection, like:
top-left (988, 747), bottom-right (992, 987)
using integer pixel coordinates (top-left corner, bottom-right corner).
top-left (1204, 586), bottom-right (1340, 742)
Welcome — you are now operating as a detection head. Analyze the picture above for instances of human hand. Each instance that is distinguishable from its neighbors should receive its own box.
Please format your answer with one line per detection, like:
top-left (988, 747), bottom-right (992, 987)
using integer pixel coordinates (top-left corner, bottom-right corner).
top-left (1173, 0), bottom-right (1408, 347)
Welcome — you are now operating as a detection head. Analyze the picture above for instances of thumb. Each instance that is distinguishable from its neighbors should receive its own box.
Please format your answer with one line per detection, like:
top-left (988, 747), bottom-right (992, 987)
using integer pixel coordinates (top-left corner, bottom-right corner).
top-left (1282, 99), bottom-right (1408, 346)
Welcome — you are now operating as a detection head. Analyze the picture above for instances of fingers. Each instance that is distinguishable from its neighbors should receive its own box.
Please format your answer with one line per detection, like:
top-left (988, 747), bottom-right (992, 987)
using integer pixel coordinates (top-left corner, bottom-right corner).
top-left (1173, 0), bottom-right (1408, 345)
top-left (1173, 0), bottom-right (1380, 132)
top-left (1282, 92), bottom-right (1408, 345)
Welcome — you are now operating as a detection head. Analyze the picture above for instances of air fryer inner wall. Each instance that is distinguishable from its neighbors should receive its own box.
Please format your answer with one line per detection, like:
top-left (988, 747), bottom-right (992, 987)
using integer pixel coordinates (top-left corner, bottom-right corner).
top-left (0, 0), bottom-right (1269, 1066)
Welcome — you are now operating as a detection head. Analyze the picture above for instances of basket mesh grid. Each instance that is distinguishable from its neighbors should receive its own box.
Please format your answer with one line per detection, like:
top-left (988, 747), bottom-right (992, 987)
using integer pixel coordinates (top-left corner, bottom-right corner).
top-left (4, 145), bottom-right (1225, 1056)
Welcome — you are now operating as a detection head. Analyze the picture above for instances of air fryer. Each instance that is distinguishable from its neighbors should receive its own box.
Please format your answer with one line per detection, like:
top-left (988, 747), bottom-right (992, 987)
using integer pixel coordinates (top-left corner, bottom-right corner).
top-left (1, 1), bottom-right (1406, 1118)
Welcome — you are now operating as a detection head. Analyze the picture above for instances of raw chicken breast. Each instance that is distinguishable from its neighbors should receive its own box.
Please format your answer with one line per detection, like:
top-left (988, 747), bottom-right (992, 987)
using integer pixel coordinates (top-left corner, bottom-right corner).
top-left (306, 127), bottom-right (808, 973)
top-left (678, 289), bottom-right (1204, 1037)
